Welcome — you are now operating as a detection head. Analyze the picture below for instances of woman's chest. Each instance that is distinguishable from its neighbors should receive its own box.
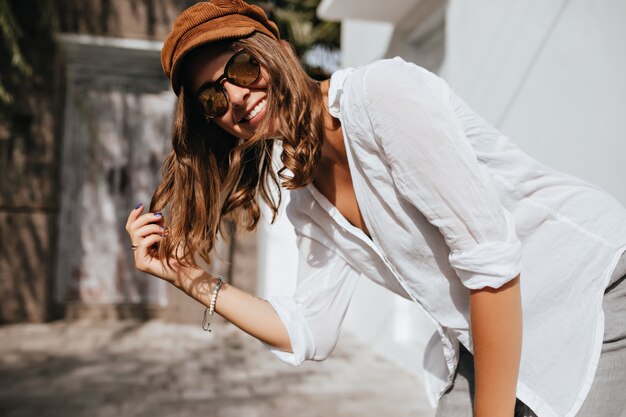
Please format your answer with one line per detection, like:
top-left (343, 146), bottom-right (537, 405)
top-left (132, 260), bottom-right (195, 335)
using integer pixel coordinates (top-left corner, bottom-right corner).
top-left (302, 125), bottom-right (460, 305)
top-left (314, 126), bottom-right (371, 238)
top-left (313, 160), bottom-right (370, 238)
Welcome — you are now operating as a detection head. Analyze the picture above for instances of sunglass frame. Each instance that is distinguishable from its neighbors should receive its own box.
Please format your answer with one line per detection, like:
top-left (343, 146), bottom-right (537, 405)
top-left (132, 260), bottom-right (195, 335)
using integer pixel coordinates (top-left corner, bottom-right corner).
top-left (195, 50), bottom-right (261, 119)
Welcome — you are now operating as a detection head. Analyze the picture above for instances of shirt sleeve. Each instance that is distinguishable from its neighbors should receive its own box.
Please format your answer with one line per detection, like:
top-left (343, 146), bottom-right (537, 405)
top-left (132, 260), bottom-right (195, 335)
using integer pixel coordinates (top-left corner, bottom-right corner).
top-left (362, 57), bottom-right (522, 290)
top-left (262, 235), bottom-right (360, 365)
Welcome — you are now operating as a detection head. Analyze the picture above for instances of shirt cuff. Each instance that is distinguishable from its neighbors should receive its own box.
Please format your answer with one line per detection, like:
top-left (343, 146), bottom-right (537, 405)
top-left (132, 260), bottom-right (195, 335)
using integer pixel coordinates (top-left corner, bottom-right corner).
top-left (448, 209), bottom-right (523, 290)
top-left (261, 295), bottom-right (316, 366)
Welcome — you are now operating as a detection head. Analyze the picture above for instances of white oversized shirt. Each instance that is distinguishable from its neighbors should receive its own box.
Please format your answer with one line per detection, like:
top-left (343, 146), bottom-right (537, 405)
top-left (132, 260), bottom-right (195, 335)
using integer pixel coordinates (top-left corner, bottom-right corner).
top-left (262, 57), bottom-right (626, 417)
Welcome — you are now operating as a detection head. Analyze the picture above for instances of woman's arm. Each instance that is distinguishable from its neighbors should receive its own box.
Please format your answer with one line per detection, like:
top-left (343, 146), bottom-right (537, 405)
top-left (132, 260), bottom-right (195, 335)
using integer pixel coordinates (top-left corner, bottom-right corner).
top-left (126, 205), bottom-right (360, 363)
top-left (180, 270), bottom-right (293, 352)
top-left (470, 274), bottom-right (523, 417)
top-left (126, 205), bottom-right (292, 353)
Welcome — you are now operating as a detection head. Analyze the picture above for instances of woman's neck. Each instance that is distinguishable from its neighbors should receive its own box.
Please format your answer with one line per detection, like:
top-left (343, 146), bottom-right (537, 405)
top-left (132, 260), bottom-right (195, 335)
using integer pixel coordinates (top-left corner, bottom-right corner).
top-left (318, 78), bottom-right (345, 163)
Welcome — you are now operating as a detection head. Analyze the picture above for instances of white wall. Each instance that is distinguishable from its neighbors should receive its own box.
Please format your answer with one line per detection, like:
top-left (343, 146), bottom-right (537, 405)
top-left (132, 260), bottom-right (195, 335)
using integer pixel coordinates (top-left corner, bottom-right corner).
top-left (442, 0), bottom-right (626, 205)
top-left (340, 19), bottom-right (394, 67)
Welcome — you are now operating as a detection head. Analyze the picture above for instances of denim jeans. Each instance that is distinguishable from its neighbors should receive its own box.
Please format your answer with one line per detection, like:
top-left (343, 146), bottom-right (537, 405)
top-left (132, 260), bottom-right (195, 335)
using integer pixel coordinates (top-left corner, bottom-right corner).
top-left (435, 272), bottom-right (626, 417)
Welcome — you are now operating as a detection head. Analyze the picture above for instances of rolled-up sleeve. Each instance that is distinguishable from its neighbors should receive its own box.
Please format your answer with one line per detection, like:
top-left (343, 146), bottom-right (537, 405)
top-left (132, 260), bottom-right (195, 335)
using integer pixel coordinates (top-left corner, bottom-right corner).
top-left (262, 235), bottom-right (360, 365)
top-left (362, 58), bottom-right (522, 290)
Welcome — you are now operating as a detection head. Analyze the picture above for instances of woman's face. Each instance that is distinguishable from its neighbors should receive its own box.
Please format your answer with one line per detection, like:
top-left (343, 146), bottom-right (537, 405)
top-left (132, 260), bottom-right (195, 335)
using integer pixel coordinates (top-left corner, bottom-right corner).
top-left (186, 45), bottom-right (271, 140)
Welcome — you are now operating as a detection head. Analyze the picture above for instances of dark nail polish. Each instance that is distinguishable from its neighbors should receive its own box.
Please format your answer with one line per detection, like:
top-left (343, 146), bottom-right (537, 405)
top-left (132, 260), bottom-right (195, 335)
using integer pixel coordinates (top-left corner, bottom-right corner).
top-left (135, 203), bottom-right (143, 209)
top-left (154, 212), bottom-right (162, 217)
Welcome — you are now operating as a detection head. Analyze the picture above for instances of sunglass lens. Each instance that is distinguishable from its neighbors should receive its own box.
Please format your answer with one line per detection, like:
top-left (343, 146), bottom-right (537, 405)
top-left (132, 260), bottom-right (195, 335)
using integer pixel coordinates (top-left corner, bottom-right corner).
top-left (227, 52), bottom-right (260, 86)
top-left (199, 85), bottom-right (228, 118)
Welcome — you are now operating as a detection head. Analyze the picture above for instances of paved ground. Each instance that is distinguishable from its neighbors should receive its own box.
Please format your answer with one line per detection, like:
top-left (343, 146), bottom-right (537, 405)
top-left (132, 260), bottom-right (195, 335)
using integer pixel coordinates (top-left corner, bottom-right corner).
top-left (0, 320), bottom-right (435, 417)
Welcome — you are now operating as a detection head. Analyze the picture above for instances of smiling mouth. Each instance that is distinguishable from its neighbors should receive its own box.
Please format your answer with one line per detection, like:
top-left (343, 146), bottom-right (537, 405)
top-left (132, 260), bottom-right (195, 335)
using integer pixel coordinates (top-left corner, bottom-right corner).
top-left (240, 99), bottom-right (266, 123)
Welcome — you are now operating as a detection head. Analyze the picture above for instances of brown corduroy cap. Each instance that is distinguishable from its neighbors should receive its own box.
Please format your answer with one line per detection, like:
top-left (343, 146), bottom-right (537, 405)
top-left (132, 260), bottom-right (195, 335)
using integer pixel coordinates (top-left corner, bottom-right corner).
top-left (161, 0), bottom-right (280, 95)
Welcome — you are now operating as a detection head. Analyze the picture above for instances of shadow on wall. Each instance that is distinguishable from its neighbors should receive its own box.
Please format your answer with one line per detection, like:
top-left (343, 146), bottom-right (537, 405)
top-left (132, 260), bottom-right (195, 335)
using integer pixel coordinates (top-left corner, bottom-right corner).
top-left (57, 0), bottom-right (199, 39)
top-left (0, 0), bottom-right (63, 323)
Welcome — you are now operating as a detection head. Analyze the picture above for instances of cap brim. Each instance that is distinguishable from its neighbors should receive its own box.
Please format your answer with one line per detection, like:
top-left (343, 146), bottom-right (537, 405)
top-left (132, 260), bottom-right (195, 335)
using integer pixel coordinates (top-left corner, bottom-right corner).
top-left (170, 15), bottom-right (277, 95)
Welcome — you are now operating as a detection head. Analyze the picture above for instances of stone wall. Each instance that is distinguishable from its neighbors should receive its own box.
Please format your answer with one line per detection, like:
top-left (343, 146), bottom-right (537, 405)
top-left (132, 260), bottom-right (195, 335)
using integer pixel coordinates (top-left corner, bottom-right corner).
top-left (0, 0), bottom-right (259, 323)
top-left (0, 2), bottom-right (65, 323)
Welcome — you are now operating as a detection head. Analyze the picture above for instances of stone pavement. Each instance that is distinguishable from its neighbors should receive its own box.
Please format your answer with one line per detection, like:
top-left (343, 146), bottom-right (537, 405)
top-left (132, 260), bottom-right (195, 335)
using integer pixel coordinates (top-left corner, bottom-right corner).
top-left (0, 320), bottom-right (436, 417)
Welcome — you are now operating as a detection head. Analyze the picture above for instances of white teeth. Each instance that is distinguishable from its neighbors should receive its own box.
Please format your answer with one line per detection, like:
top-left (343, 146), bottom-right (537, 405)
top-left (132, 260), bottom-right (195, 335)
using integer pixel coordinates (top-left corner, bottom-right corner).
top-left (244, 99), bottom-right (266, 121)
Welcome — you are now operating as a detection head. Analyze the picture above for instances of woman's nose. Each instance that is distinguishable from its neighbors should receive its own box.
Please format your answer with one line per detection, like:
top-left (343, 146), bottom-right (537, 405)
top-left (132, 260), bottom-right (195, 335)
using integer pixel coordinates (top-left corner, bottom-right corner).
top-left (222, 81), bottom-right (250, 108)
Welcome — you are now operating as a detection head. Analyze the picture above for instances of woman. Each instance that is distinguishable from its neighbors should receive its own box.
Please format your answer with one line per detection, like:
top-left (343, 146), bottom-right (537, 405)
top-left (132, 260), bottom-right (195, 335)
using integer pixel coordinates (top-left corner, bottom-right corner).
top-left (125, 1), bottom-right (626, 416)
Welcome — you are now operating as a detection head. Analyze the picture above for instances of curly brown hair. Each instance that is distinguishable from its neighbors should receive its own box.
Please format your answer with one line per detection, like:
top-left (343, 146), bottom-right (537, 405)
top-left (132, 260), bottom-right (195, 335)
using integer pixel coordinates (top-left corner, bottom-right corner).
top-left (149, 32), bottom-right (326, 268)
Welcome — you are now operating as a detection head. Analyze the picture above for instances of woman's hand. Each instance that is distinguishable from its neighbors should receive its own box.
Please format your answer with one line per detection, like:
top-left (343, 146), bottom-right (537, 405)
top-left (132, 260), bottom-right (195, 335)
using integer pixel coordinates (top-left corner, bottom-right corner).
top-left (125, 203), bottom-right (201, 289)
top-left (126, 205), bottom-right (292, 352)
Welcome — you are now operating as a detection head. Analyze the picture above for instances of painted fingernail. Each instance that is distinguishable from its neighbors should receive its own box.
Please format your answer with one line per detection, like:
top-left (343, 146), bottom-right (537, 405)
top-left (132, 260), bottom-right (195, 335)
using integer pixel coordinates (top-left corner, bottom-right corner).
top-left (154, 212), bottom-right (162, 217)
top-left (135, 203), bottom-right (143, 209)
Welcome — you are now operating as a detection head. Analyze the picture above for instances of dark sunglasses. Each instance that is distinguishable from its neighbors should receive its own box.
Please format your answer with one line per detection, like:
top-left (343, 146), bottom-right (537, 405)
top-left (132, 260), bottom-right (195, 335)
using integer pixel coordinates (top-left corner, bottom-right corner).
top-left (195, 50), bottom-right (261, 119)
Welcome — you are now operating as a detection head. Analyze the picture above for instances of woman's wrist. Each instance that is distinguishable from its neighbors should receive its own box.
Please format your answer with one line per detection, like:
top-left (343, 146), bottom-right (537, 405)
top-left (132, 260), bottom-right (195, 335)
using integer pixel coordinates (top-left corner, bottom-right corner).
top-left (177, 269), bottom-right (221, 308)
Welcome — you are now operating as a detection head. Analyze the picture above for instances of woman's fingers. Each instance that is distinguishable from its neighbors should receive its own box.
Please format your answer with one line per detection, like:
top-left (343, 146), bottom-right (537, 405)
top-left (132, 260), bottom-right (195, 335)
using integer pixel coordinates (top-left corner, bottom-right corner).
top-left (136, 232), bottom-right (163, 252)
top-left (126, 203), bottom-right (145, 231)
top-left (132, 223), bottom-right (165, 245)
top-left (129, 211), bottom-right (164, 237)
top-left (126, 203), bottom-right (174, 279)
top-left (135, 233), bottom-right (164, 273)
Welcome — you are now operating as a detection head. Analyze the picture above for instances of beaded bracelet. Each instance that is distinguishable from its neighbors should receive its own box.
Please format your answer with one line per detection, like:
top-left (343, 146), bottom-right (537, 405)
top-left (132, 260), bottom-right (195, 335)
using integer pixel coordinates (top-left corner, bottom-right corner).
top-left (202, 275), bottom-right (223, 332)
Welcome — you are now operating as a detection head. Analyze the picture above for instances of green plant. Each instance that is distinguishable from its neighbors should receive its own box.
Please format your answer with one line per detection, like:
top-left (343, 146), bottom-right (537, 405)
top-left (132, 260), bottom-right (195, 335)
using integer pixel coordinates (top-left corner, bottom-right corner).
top-left (251, 0), bottom-right (340, 77)
top-left (0, 0), bottom-right (57, 105)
